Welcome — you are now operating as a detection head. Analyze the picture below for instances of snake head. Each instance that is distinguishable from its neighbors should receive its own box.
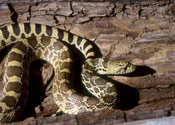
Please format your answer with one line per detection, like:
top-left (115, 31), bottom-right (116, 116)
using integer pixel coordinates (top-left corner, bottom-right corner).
top-left (106, 60), bottom-right (136, 75)
top-left (91, 58), bottom-right (135, 75)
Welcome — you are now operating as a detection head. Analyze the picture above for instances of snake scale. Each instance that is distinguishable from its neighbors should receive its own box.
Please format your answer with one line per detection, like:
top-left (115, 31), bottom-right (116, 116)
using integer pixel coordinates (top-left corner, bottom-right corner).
top-left (0, 23), bottom-right (135, 123)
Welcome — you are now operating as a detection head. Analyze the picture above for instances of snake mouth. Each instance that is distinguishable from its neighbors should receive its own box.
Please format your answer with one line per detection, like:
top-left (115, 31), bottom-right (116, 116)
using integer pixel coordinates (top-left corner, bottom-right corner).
top-left (126, 63), bottom-right (136, 72)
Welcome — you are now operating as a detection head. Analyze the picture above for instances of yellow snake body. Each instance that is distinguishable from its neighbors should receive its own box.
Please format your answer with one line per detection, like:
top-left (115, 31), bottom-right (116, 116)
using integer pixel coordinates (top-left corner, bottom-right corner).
top-left (0, 23), bottom-right (135, 123)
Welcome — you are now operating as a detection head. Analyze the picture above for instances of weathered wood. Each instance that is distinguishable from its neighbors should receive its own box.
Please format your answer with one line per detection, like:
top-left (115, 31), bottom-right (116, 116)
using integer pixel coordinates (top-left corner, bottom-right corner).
top-left (0, 0), bottom-right (174, 124)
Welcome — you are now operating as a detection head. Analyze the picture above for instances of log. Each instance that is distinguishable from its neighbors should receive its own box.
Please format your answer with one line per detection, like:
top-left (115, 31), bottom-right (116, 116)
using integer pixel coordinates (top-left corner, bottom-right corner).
top-left (0, 0), bottom-right (174, 124)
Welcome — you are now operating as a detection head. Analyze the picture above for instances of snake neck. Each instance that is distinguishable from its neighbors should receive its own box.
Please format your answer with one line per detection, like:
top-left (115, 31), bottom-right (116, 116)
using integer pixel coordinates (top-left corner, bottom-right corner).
top-left (81, 60), bottom-right (117, 100)
top-left (81, 57), bottom-right (135, 101)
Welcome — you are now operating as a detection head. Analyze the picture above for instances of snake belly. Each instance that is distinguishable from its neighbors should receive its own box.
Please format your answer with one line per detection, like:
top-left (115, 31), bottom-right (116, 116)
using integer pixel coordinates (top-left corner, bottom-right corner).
top-left (0, 23), bottom-right (135, 123)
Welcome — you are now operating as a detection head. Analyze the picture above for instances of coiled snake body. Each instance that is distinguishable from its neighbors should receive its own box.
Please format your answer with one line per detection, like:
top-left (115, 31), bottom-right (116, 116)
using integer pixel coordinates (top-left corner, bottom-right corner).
top-left (0, 23), bottom-right (135, 123)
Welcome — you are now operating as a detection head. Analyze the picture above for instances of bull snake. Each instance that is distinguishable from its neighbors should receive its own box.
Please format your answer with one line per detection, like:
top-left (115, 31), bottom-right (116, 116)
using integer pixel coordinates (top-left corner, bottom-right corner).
top-left (0, 23), bottom-right (135, 123)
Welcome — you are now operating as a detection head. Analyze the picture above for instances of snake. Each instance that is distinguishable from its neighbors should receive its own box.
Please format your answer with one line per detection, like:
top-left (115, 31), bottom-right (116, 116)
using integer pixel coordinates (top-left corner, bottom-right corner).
top-left (0, 23), bottom-right (135, 123)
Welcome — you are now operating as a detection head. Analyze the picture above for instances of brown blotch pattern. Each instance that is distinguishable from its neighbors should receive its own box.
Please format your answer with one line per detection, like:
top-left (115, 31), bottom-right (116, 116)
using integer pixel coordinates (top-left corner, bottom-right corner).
top-left (6, 82), bottom-right (22, 93)
top-left (55, 94), bottom-right (63, 102)
top-left (21, 33), bottom-right (25, 39)
top-left (1, 40), bottom-right (6, 46)
top-left (1, 26), bottom-right (9, 39)
top-left (12, 24), bottom-right (20, 36)
top-left (10, 36), bottom-right (16, 41)
top-left (61, 62), bottom-right (71, 69)
top-left (27, 37), bottom-right (37, 48)
top-left (6, 66), bottom-right (22, 77)
top-left (103, 95), bottom-right (114, 103)
top-left (107, 86), bottom-right (116, 93)
top-left (15, 42), bottom-right (28, 54)
top-left (8, 52), bottom-right (23, 62)
top-left (86, 98), bottom-right (100, 105)
top-left (95, 78), bottom-right (107, 86)
top-left (57, 72), bottom-right (70, 80)
top-left (41, 36), bottom-right (51, 47)
top-left (53, 42), bottom-right (63, 51)
top-left (60, 51), bottom-right (68, 60)
top-left (60, 82), bottom-right (69, 92)
top-left (57, 72), bottom-right (65, 81)
top-left (2, 96), bottom-right (16, 107)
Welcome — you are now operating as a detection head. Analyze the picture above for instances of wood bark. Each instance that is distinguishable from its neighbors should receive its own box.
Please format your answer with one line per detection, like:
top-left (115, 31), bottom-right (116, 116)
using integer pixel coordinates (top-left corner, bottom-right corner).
top-left (0, 0), bottom-right (174, 124)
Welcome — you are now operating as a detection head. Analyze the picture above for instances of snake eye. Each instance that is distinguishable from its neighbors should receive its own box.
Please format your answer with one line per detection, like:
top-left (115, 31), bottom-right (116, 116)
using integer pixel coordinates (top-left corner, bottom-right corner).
top-left (118, 63), bottom-right (123, 66)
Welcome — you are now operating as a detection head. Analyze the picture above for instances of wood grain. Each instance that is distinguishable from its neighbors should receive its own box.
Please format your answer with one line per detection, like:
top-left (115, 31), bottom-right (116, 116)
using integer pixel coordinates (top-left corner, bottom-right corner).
top-left (0, 0), bottom-right (174, 124)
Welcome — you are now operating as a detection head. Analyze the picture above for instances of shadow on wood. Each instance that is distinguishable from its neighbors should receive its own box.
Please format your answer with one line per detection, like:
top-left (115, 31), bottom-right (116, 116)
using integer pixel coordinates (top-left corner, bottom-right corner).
top-left (102, 65), bottom-right (155, 110)
top-left (131, 65), bottom-right (156, 77)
